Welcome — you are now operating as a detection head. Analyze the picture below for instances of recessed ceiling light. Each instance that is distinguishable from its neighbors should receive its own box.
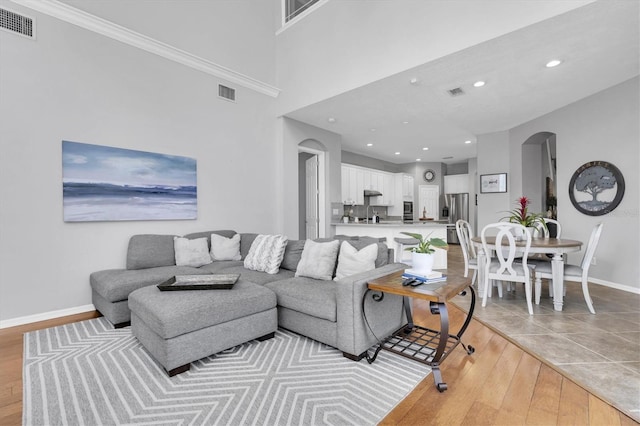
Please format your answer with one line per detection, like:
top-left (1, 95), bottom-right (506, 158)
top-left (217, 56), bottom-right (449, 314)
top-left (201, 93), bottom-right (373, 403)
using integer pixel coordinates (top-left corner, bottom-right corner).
top-left (370, 128), bottom-right (376, 132)
top-left (465, 140), bottom-right (472, 144)
top-left (402, 121), bottom-right (409, 124)
top-left (546, 59), bottom-right (562, 68)
top-left (327, 117), bottom-right (336, 123)
top-left (422, 147), bottom-right (429, 151)
top-left (395, 152), bottom-right (400, 155)
top-left (416, 158), bottom-right (421, 162)
top-left (473, 81), bottom-right (485, 87)
top-left (410, 78), bottom-right (419, 85)
top-left (366, 143), bottom-right (373, 147)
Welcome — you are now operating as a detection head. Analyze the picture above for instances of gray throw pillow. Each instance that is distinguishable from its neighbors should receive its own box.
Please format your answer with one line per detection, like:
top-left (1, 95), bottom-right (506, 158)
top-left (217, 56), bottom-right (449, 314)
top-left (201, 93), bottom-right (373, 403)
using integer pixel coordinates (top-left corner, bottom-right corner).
top-left (295, 239), bottom-right (340, 280)
top-left (126, 234), bottom-right (177, 270)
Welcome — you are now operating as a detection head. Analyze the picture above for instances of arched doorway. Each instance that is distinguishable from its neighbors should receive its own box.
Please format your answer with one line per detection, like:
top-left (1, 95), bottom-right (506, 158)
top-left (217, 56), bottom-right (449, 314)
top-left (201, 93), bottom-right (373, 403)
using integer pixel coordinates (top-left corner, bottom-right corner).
top-left (298, 140), bottom-right (327, 239)
top-left (522, 132), bottom-right (557, 221)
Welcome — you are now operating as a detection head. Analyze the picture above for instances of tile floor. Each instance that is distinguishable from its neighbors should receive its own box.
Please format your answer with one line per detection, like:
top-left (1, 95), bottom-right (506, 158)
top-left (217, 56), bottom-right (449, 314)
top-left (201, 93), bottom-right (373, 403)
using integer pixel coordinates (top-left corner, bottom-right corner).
top-left (451, 276), bottom-right (640, 422)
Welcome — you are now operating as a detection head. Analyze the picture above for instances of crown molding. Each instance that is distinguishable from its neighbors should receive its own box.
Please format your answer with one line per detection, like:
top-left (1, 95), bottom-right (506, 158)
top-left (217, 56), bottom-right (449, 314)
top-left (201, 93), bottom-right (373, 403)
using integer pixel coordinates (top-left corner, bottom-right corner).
top-left (10, 0), bottom-right (280, 98)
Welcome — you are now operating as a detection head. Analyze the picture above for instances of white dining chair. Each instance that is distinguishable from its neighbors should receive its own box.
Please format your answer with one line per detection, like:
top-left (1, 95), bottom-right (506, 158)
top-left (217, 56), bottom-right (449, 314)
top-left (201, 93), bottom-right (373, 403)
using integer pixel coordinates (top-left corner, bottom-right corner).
top-left (532, 218), bottom-right (562, 239)
top-left (534, 222), bottom-right (603, 314)
top-left (456, 220), bottom-right (478, 288)
top-left (481, 222), bottom-right (534, 315)
top-left (529, 218), bottom-right (563, 297)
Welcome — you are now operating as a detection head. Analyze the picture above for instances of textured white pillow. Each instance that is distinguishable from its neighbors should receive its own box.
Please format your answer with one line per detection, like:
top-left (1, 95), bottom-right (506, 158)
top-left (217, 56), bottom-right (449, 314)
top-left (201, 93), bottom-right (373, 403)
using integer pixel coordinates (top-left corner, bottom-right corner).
top-left (174, 236), bottom-right (212, 267)
top-left (210, 233), bottom-right (241, 261)
top-left (243, 234), bottom-right (288, 274)
top-left (334, 241), bottom-right (378, 281)
top-left (295, 239), bottom-right (340, 280)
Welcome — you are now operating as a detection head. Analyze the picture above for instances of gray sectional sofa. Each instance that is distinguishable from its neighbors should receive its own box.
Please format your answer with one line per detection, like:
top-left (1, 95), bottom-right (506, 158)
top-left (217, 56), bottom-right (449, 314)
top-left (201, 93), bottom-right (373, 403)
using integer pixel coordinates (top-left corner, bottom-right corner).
top-left (90, 230), bottom-right (407, 361)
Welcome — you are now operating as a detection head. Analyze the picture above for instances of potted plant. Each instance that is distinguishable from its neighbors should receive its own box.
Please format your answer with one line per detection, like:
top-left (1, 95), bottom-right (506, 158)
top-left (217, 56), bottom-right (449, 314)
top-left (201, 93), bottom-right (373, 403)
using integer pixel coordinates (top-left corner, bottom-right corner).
top-left (400, 231), bottom-right (448, 274)
top-left (502, 196), bottom-right (547, 238)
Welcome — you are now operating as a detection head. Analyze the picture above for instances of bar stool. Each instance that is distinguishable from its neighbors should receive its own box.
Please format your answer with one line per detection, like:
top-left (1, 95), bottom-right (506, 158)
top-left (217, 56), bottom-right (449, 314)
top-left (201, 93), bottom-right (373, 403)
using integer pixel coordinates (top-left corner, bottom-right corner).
top-left (394, 236), bottom-right (419, 264)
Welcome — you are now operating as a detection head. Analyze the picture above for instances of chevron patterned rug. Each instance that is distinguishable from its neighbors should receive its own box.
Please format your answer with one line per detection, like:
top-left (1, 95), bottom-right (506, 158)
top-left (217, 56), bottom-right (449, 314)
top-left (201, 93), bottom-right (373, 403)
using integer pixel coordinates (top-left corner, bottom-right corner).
top-left (24, 317), bottom-right (430, 425)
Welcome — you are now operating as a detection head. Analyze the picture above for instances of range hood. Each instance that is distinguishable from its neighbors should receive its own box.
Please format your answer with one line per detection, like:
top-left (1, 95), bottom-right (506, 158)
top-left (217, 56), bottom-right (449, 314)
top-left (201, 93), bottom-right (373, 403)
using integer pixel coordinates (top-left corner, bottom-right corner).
top-left (364, 189), bottom-right (383, 197)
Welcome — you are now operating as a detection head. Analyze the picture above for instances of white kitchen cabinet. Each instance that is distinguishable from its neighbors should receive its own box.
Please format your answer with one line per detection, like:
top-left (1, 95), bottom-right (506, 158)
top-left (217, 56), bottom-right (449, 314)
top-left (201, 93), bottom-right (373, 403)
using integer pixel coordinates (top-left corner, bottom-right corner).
top-left (388, 173), bottom-right (414, 215)
top-left (403, 174), bottom-right (414, 200)
top-left (341, 164), bottom-right (364, 205)
top-left (444, 174), bottom-right (469, 194)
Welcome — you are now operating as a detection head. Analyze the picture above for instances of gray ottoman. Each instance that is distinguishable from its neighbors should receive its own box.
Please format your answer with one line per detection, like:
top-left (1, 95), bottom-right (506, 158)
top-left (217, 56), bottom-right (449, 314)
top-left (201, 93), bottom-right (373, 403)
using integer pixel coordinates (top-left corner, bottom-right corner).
top-left (128, 280), bottom-right (277, 376)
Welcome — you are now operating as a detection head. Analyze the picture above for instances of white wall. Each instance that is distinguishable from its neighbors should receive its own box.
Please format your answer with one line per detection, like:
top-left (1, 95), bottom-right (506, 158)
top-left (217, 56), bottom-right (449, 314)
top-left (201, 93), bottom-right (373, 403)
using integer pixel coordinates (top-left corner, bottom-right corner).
top-left (0, 3), bottom-right (278, 323)
top-left (280, 118), bottom-right (342, 239)
top-left (476, 131), bottom-right (512, 228)
top-left (482, 77), bottom-right (639, 290)
top-left (275, 0), bottom-right (594, 115)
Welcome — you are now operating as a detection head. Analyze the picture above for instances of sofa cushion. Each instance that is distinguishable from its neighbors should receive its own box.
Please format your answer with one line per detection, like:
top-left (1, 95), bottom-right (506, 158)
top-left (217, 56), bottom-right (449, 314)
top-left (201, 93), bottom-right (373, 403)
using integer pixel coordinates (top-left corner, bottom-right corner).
top-left (126, 234), bottom-right (177, 270)
top-left (183, 230), bottom-right (237, 247)
top-left (243, 234), bottom-right (288, 274)
top-left (239, 233), bottom-right (258, 259)
top-left (197, 260), bottom-right (244, 273)
top-left (210, 233), bottom-right (241, 261)
top-left (212, 264), bottom-right (295, 285)
top-left (91, 266), bottom-right (207, 302)
top-left (334, 241), bottom-right (378, 280)
top-left (264, 277), bottom-right (337, 322)
top-left (174, 237), bottom-right (212, 267)
top-left (295, 239), bottom-right (340, 280)
top-left (280, 239), bottom-right (306, 271)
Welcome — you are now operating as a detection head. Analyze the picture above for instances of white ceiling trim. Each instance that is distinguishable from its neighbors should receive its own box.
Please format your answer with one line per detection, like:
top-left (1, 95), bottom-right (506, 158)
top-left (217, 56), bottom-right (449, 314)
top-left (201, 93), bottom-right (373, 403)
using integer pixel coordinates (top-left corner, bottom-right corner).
top-left (10, 0), bottom-right (281, 98)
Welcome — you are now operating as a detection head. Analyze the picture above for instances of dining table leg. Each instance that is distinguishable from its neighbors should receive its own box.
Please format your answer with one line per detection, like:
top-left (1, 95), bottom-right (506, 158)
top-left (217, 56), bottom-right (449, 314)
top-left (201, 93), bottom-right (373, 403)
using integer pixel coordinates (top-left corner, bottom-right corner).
top-left (476, 247), bottom-right (488, 304)
top-left (551, 253), bottom-right (565, 311)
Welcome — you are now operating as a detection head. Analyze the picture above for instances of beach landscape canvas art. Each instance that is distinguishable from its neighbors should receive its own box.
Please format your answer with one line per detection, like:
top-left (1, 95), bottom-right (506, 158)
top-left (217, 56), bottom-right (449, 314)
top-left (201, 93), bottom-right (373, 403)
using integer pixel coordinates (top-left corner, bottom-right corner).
top-left (62, 141), bottom-right (197, 222)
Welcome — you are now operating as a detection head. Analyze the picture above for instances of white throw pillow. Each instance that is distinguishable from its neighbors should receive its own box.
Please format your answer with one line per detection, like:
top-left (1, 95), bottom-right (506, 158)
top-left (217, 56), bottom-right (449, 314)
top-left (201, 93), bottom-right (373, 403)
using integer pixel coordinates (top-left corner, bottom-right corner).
top-left (243, 234), bottom-right (288, 274)
top-left (295, 239), bottom-right (340, 281)
top-left (334, 241), bottom-right (378, 281)
top-left (210, 233), bottom-right (241, 261)
top-left (173, 236), bottom-right (212, 267)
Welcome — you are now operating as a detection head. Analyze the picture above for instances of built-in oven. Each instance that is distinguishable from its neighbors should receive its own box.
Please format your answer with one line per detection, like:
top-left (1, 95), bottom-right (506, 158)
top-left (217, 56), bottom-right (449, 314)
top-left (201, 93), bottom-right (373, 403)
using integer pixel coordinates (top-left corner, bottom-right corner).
top-left (403, 201), bottom-right (413, 222)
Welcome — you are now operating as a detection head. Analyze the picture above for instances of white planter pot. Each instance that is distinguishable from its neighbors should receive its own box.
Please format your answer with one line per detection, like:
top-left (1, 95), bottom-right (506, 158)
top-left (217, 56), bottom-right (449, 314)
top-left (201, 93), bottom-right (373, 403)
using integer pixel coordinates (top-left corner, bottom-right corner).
top-left (411, 252), bottom-right (435, 274)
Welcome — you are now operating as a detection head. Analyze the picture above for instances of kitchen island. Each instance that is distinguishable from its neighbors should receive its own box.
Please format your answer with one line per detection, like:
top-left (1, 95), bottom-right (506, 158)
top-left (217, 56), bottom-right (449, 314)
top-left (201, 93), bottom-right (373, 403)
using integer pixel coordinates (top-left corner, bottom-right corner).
top-left (333, 221), bottom-right (448, 269)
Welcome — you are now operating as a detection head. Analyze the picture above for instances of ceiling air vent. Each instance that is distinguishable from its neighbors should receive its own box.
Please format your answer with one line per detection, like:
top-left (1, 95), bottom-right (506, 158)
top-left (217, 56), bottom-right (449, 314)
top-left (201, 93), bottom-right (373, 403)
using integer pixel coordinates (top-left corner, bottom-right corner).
top-left (447, 87), bottom-right (464, 97)
top-left (218, 84), bottom-right (236, 102)
top-left (0, 8), bottom-right (35, 39)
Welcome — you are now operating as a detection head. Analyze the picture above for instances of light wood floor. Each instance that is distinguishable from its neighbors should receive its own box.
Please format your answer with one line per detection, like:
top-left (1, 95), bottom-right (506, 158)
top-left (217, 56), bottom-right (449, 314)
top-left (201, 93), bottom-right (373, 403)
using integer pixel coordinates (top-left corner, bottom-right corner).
top-left (1, 250), bottom-right (637, 425)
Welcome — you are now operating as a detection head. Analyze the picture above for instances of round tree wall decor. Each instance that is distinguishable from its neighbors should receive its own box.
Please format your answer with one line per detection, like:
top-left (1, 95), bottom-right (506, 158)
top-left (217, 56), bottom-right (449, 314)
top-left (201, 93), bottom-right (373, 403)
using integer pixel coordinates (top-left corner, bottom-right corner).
top-left (569, 161), bottom-right (624, 216)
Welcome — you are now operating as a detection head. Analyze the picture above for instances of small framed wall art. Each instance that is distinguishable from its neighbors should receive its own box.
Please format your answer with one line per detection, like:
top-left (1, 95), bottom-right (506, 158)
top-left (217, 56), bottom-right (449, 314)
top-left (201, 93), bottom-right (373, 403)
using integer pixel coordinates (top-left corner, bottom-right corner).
top-left (480, 173), bottom-right (507, 193)
top-left (569, 160), bottom-right (625, 216)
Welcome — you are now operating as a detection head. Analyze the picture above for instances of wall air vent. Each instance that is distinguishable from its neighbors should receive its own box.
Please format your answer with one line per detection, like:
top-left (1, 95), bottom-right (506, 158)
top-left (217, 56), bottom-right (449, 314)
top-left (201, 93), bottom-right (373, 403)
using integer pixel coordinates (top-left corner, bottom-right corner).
top-left (447, 87), bottom-right (464, 97)
top-left (0, 8), bottom-right (35, 39)
top-left (218, 84), bottom-right (236, 102)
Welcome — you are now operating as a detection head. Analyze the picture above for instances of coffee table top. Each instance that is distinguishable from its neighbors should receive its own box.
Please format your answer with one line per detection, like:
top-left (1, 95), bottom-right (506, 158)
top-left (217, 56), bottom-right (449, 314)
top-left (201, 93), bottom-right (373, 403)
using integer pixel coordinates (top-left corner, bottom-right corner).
top-left (367, 270), bottom-right (472, 303)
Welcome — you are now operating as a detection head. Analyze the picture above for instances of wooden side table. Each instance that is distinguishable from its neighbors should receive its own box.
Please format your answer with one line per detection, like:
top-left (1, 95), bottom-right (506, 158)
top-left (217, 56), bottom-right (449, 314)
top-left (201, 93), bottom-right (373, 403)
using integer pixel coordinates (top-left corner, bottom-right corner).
top-left (364, 270), bottom-right (475, 392)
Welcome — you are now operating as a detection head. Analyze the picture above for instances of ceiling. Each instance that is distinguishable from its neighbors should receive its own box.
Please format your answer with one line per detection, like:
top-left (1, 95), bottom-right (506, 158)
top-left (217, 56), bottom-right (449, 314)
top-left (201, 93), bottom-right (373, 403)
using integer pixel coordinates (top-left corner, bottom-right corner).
top-left (284, 1), bottom-right (639, 165)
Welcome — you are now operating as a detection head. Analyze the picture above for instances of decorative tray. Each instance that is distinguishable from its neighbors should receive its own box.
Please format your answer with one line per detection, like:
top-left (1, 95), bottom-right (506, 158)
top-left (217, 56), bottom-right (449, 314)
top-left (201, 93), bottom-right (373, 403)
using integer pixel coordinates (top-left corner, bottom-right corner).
top-left (157, 274), bottom-right (240, 291)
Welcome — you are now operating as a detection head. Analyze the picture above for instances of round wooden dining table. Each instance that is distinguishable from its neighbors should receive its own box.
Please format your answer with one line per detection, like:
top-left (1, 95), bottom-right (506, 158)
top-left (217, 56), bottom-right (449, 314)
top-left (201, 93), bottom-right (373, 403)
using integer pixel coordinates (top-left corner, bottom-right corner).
top-left (471, 236), bottom-right (582, 311)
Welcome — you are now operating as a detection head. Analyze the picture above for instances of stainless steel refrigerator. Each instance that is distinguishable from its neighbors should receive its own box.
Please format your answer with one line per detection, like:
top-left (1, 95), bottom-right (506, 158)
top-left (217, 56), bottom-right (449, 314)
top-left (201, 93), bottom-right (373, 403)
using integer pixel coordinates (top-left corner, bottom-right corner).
top-left (445, 193), bottom-right (469, 244)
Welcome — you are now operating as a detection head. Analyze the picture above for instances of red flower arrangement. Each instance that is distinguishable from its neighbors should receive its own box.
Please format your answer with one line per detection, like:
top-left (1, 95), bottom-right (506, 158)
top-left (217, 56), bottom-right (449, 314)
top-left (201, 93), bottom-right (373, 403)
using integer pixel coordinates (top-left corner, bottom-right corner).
top-left (503, 196), bottom-right (546, 228)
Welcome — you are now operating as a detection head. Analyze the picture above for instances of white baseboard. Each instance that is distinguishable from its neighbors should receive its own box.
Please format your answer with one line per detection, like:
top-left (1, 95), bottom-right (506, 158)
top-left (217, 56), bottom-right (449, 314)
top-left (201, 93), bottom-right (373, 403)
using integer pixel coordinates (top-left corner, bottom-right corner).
top-left (0, 304), bottom-right (96, 329)
top-left (590, 278), bottom-right (640, 295)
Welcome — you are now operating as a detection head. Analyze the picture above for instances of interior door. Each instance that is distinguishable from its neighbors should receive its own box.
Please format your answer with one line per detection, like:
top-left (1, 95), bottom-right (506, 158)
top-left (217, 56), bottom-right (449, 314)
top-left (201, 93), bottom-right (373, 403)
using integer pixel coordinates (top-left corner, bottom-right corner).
top-left (419, 185), bottom-right (440, 219)
top-left (305, 155), bottom-right (319, 239)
